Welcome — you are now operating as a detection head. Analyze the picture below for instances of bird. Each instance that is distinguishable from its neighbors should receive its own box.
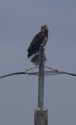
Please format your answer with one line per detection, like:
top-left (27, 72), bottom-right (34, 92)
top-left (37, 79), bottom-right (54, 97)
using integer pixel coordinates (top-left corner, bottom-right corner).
top-left (27, 25), bottom-right (48, 58)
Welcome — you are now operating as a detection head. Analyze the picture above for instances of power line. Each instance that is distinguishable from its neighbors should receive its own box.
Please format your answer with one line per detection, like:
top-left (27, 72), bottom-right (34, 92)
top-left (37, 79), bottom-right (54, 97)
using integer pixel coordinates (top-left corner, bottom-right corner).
top-left (0, 66), bottom-right (76, 79)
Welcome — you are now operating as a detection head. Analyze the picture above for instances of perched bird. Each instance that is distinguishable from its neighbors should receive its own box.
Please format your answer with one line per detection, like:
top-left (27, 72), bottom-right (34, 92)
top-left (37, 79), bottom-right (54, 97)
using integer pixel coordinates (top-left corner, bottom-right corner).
top-left (27, 25), bottom-right (48, 58)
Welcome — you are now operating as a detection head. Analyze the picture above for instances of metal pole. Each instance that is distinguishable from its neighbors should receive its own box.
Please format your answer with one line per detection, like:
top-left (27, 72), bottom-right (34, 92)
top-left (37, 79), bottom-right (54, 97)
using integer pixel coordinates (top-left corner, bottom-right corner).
top-left (38, 47), bottom-right (45, 110)
top-left (34, 47), bottom-right (48, 125)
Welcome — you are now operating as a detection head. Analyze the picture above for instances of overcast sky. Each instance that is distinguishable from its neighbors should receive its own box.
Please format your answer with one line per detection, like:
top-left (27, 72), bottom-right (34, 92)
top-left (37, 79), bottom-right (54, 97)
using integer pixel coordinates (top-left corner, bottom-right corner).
top-left (0, 0), bottom-right (76, 125)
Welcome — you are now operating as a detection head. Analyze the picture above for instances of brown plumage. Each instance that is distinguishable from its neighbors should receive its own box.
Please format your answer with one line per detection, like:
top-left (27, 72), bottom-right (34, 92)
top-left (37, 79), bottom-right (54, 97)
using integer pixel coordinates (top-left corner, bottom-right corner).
top-left (27, 25), bottom-right (48, 58)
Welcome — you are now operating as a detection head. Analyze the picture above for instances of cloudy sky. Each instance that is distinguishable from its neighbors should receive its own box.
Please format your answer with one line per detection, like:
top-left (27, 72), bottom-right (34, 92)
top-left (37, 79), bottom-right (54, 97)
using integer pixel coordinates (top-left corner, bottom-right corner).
top-left (0, 0), bottom-right (76, 125)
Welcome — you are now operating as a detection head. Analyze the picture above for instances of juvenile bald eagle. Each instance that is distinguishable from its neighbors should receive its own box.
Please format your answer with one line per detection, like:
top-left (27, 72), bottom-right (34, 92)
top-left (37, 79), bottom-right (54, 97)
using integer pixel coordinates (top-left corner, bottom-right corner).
top-left (27, 25), bottom-right (48, 58)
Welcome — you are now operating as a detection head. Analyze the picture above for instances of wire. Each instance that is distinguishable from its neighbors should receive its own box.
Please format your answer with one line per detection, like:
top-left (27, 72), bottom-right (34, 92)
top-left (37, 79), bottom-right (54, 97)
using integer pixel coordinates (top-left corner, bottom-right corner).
top-left (0, 66), bottom-right (76, 79)
top-left (45, 66), bottom-right (58, 71)
top-left (0, 72), bottom-right (30, 79)
top-left (0, 66), bottom-right (39, 79)
top-left (24, 66), bottom-right (38, 72)
top-left (58, 71), bottom-right (76, 76)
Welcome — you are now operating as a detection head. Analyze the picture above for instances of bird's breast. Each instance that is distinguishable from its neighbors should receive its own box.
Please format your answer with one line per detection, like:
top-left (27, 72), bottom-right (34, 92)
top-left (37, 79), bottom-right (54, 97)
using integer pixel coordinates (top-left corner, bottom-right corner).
top-left (40, 36), bottom-right (48, 46)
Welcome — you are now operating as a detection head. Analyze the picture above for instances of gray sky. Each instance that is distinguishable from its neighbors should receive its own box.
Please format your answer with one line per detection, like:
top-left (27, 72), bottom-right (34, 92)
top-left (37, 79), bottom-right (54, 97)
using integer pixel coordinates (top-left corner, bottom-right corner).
top-left (0, 0), bottom-right (76, 125)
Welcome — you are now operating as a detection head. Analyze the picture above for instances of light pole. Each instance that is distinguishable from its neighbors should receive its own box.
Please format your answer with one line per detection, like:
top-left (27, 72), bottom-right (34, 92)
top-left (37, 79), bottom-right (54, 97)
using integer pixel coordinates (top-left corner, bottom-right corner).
top-left (34, 47), bottom-right (48, 125)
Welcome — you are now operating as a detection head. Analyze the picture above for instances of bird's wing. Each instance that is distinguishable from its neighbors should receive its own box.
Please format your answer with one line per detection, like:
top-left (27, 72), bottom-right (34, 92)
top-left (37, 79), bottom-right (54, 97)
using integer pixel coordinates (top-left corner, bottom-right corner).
top-left (30, 32), bottom-right (45, 47)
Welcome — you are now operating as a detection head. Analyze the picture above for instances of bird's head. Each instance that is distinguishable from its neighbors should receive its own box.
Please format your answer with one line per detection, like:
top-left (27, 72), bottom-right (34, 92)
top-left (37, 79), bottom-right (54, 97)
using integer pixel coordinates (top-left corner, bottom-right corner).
top-left (41, 25), bottom-right (48, 33)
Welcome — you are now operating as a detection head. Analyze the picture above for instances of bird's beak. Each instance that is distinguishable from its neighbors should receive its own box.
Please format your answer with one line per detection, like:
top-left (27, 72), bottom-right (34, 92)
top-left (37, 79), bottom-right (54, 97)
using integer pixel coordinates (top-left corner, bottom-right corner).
top-left (45, 25), bottom-right (48, 32)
